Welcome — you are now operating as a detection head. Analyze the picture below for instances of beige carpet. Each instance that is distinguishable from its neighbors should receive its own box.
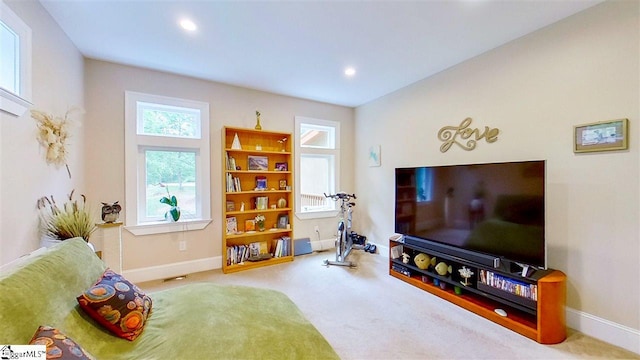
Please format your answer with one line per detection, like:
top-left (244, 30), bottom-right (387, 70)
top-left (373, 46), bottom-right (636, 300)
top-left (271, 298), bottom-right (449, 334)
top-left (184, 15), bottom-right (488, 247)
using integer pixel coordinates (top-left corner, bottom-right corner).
top-left (140, 249), bottom-right (638, 360)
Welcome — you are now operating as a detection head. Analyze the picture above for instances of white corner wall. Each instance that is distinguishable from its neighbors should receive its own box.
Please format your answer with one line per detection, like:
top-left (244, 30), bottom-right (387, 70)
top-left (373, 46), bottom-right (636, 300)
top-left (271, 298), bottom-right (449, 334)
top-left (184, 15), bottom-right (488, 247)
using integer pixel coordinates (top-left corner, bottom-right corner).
top-left (0, 0), bottom-right (85, 265)
top-left (354, 0), bottom-right (639, 353)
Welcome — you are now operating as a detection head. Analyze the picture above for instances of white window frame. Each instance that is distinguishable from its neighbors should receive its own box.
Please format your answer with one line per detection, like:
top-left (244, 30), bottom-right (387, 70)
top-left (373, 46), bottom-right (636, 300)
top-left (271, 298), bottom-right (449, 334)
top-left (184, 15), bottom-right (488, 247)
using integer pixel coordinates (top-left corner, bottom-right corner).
top-left (295, 116), bottom-right (340, 220)
top-left (124, 91), bottom-right (211, 235)
top-left (0, 0), bottom-right (32, 117)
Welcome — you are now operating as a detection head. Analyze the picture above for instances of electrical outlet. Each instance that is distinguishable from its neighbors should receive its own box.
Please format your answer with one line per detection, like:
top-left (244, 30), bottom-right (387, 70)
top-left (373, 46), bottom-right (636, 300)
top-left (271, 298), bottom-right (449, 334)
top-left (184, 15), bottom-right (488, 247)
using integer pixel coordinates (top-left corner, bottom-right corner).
top-left (179, 240), bottom-right (186, 251)
top-left (314, 225), bottom-right (320, 233)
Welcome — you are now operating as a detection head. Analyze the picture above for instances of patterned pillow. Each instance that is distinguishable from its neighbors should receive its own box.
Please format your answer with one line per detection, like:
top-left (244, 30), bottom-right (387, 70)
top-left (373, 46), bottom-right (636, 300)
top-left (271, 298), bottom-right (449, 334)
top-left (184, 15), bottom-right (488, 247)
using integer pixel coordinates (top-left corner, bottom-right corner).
top-left (77, 269), bottom-right (152, 341)
top-left (29, 325), bottom-right (92, 359)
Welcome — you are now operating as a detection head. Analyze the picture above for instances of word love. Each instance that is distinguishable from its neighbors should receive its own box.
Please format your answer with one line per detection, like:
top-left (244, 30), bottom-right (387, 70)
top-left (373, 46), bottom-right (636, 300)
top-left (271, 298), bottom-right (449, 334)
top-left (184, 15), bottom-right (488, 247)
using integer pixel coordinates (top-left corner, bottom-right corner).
top-left (437, 118), bottom-right (500, 153)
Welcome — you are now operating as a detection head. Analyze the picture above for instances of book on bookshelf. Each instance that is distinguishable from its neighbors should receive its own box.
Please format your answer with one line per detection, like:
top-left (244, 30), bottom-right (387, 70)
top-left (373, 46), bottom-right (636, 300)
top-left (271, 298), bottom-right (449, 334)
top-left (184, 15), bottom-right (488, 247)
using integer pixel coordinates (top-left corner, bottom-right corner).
top-left (479, 269), bottom-right (538, 301)
top-left (226, 217), bottom-right (237, 234)
top-left (256, 196), bottom-right (268, 210)
top-left (255, 176), bottom-right (267, 190)
top-left (245, 219), bottom-right (255, 232)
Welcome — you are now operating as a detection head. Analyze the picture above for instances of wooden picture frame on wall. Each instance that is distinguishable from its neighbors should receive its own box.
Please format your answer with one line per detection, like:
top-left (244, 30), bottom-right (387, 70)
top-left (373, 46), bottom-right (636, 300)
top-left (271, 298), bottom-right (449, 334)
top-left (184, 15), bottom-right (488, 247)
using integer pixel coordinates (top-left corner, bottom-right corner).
top-left (574, 118), bottom-right (629, 153)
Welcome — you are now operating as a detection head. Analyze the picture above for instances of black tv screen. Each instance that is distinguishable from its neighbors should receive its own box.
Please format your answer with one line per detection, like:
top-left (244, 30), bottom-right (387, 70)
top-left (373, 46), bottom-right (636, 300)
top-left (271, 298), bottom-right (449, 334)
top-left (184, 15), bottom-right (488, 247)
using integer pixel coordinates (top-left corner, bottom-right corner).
top-left (395, 160), bottom-right (546, 268)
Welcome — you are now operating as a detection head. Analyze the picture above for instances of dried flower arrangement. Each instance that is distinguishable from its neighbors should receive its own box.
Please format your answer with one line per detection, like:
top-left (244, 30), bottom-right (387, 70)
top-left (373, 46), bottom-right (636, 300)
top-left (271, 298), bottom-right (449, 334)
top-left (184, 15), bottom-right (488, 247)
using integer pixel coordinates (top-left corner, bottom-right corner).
top-left (30, 108), bottom-right (80, 178)
top-left (37, 190), bottom-right (97, 242)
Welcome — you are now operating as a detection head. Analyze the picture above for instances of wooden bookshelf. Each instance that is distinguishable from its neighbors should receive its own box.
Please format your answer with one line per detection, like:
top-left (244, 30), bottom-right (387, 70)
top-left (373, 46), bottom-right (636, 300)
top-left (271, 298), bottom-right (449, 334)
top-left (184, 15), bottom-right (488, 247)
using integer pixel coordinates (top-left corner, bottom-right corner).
top-left (222, 126), bottom-right (294, 273)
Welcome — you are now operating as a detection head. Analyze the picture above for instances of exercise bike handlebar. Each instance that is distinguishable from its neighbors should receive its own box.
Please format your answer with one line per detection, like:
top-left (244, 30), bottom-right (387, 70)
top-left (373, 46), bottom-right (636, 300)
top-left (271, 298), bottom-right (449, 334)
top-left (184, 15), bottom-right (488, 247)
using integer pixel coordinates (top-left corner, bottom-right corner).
top-left (324, 192), bottom-right (356, 201)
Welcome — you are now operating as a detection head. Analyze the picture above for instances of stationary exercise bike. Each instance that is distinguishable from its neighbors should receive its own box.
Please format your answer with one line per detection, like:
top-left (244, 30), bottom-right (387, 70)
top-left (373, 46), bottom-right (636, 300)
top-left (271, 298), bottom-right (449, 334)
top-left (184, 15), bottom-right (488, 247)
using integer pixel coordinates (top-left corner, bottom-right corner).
top-left (322, 192), bottom-right (359, 267)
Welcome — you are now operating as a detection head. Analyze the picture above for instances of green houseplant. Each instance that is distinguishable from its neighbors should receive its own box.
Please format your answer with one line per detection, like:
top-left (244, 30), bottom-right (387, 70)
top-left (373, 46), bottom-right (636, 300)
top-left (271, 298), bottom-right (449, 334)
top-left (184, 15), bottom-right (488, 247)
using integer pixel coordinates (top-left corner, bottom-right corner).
top-left (37, 190), bottom-right (97, 242)
top-left (160, 185), bottom-right (181, 222)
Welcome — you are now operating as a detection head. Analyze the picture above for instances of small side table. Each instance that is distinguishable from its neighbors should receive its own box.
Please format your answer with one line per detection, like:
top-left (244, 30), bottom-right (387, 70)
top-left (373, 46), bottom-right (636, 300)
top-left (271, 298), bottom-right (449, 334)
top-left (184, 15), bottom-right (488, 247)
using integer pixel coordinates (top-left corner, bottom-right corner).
top-left (94, 222), bottom-right (123, 273)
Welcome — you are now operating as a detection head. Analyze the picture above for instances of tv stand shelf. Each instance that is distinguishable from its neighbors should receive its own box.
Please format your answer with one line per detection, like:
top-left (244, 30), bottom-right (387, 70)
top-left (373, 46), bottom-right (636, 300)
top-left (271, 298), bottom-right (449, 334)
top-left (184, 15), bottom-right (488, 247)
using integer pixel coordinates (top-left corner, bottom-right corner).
top-left (389, 238), bottom-right (566, 344)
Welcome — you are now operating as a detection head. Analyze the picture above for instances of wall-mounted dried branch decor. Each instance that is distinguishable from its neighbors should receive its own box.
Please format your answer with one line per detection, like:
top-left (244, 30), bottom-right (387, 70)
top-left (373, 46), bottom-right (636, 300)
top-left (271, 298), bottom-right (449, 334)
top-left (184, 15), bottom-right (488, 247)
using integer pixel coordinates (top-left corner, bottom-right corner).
top-left (437, 117), bottom-right (499, 152)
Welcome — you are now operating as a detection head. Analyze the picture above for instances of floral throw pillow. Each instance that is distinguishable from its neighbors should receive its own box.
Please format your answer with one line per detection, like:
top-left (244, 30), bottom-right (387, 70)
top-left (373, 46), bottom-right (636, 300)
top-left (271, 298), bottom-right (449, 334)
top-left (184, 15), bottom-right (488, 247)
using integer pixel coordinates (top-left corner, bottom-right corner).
top-left (29, 325), bottom-right (93, 359)
top-left (77, 269), bottom-right (152, 341)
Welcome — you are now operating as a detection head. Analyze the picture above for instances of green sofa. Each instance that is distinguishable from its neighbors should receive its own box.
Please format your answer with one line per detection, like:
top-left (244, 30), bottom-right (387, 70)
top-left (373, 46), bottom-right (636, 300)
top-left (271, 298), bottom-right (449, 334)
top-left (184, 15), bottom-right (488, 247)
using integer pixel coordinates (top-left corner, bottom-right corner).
top-left (0, 238), bottom-right (338, 359)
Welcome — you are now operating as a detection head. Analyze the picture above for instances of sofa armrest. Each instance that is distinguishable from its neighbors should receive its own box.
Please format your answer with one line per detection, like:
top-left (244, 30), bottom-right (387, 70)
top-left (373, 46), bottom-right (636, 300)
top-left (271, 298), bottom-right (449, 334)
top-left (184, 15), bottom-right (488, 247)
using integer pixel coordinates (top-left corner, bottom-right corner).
top-left (0, 238), bottom-right (107, 344)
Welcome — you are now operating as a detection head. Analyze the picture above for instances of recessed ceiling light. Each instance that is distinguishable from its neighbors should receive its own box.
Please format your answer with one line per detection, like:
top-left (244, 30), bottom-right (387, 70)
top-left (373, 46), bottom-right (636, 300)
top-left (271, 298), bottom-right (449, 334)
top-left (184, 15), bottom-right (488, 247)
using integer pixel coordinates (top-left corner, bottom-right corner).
top-left (344, 67), bottom-right (356, 77)
top-left (179, 19), bottom-right (197, 32)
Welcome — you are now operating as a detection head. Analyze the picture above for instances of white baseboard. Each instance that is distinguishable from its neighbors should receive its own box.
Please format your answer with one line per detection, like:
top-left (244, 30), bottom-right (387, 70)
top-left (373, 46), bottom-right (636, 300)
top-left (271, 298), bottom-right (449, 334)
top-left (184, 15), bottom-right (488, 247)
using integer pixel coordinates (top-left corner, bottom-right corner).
top-left (123, 256), bottom-right (222, 283)
top-left (567, 307), bottom-right (639, 354)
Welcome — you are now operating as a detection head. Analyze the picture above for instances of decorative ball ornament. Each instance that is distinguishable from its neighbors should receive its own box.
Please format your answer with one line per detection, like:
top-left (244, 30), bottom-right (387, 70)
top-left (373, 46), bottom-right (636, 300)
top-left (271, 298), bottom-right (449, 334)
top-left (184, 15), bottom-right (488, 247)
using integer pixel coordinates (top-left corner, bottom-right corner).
top-left (414, 253), bottom-right (431, 270)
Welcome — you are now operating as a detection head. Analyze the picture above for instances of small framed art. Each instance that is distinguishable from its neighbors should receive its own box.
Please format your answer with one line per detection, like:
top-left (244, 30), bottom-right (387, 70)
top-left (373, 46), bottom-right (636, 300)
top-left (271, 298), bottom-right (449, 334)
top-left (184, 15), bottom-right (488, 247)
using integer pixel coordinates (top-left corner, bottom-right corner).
top-left (275, 162), bottom-right (288, 171)
top-left (279, 179), bottom-right (287, 190)
top-left (248, 155), bottom-right (268, 170)
top-left (245, 219), bottom-right (255, 232)
top-left (255, 176), bottom-right (267, 190)
top-left (277, 214), bottom-right (289, 229)
top-left (574, 118), bottom-right (629, 153)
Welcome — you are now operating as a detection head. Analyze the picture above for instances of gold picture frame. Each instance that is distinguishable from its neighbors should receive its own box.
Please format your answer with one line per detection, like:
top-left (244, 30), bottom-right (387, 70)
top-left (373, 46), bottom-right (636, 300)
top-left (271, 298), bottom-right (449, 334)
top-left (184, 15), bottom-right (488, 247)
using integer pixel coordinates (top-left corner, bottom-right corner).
top-left (574, 118), bottom-right (629, 153)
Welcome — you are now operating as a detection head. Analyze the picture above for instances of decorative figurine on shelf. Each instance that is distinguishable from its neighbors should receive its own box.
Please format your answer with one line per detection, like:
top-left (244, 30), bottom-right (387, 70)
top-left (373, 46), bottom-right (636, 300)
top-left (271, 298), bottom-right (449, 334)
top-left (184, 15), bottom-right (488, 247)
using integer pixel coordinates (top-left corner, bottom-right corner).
top-left (435, 261), bottom-right (452, 276)
top-left (278, 137), bottom-right (287, 152)
top-left (401, 252), bottom-right (410, 264)
top-left (414, 253), bottom-right (431, 270)
top-left (101, 201), bottom-right (122, 223)
top-left (231, 133), bottom-right (242, 149)
top-left (255, 111), bottom-right (262, 130)
top-left (458, 266), bottom-right (474, 286)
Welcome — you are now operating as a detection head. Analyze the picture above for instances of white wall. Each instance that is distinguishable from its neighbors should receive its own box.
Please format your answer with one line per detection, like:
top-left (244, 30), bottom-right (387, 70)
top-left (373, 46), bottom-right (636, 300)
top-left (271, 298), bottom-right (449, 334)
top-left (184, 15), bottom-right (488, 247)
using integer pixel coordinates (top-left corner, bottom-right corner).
top-left (354, 0), bottom-right (639, 352)
top-left (0, 0), bottom-right (85, 265)
top-left (84, 60), bottom-right (354, 276)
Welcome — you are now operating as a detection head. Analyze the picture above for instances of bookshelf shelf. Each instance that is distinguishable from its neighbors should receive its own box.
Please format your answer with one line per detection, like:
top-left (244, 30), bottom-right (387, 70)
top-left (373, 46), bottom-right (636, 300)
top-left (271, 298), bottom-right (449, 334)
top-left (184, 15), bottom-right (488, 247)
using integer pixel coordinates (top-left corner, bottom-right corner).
top-left (222, 126), bottom-right (294, 273)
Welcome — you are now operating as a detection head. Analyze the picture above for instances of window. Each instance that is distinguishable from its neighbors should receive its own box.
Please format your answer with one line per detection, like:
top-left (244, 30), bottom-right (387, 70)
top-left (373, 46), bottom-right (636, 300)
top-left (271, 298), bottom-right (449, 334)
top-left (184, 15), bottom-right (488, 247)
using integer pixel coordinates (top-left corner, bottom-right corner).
top-left (416, 167), bottom-right (434, 202)
top-left (0, 1), bottom-right (32, 116)
top-left (295, 116), bottom-right (340, 218)
top-left (125, 91), bottom-right (210, 235)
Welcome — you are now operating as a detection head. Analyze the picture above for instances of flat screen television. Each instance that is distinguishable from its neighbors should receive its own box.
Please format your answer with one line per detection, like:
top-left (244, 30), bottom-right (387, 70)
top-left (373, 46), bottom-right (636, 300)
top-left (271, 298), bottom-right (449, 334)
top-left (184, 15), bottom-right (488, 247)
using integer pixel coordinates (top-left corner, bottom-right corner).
top-left (395, 160), bottom-right (546, 269)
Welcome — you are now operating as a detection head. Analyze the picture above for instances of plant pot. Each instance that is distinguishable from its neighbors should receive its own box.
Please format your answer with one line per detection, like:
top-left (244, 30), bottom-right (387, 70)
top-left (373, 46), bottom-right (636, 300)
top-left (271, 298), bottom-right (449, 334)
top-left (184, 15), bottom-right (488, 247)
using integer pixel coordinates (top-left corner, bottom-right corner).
top-left (40, 236), bottom-right (62, 248)
top-left (166, 207), bottom-right (181, 222)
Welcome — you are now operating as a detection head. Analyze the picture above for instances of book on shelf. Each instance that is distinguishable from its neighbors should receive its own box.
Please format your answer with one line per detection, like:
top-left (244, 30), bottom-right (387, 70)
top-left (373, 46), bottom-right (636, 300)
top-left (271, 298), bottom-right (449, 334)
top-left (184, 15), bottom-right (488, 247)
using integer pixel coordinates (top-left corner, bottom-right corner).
top-left (245, 219), bottom-right (255, 232)
top-left (255, 196), bottom-right (268, 210)
top-left (226, 244), bottom-right (252, 265)
top-left (226, 217), bottom-right (237, 234)
top-left (226, 173), bottom-right (242, 192)
top-left (479, 269), bottom-right (538, 301)
top-left (225, 152), bottom-right (238, 171)
top-left (255, 176), bottom-right (267, 190)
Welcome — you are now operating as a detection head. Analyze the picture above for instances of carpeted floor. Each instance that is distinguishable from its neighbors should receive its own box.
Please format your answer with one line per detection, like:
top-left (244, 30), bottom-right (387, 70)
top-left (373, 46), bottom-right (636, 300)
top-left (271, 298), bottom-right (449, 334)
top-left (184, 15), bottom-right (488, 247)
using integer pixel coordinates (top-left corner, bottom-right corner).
top-left (140, 248), bottom-right (639, 360)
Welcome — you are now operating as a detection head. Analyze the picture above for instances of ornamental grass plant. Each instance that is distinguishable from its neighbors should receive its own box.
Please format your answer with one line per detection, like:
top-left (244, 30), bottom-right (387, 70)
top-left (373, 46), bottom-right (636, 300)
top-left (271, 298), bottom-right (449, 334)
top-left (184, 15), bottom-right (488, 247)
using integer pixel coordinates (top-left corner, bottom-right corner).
top-left (37, 190), bottom-right (97, 242)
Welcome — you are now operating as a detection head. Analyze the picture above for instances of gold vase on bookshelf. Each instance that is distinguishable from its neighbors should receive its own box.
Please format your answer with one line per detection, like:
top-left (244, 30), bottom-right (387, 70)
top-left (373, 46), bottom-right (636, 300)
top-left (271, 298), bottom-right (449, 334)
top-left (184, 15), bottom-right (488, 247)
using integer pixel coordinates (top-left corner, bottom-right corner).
top-left (222, 126), bottom-right (293, 273)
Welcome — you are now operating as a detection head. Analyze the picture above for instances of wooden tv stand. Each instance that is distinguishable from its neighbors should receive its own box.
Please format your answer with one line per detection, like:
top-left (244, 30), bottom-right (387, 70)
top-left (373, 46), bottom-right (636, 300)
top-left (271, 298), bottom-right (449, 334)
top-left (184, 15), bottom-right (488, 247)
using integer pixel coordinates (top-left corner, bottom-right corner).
top-left (389, 238), bottom-right (566, 344)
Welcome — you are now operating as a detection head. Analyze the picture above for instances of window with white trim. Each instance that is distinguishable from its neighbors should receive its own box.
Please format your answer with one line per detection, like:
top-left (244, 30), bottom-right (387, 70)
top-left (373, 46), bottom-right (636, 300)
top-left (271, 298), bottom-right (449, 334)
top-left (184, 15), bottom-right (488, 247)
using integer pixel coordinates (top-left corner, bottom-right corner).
top-left (295, 116), bottom-right (340, 218)
top-left (125, 91), bottom-right (211, 235)
top-left (0, 0), bottom-right (32, 116)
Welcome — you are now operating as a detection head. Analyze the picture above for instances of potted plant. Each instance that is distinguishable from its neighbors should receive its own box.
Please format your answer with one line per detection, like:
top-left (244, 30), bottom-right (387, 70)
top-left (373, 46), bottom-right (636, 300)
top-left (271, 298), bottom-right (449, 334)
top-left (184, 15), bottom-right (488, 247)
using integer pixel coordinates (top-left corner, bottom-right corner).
top-left (160, 185), bottom-right (180, 222)
top-left (37, 190), bottom-right (97, 245)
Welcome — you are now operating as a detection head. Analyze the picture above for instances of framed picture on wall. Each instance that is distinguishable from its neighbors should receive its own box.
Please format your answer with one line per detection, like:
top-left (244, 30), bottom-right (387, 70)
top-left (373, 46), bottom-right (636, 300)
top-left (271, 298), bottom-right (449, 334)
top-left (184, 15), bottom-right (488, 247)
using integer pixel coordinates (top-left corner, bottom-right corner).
top-left (574, 118), bottom-right (629, 153)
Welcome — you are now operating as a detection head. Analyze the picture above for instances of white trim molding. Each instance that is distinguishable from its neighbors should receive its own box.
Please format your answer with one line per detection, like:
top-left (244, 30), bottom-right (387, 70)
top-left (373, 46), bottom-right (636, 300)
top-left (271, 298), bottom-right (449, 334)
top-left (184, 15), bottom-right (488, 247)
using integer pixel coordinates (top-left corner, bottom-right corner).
top-left (122, 256), bottom-right (222, 283)
top-left (566, 307), bottom-right (640, 355)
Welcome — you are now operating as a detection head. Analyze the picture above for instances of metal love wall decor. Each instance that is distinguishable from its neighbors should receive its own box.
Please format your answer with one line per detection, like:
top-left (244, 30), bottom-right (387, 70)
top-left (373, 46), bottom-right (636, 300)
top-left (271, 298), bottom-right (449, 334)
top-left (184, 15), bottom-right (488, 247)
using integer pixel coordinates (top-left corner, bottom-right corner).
top-left (437, 117), bottom-right (500, 153)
